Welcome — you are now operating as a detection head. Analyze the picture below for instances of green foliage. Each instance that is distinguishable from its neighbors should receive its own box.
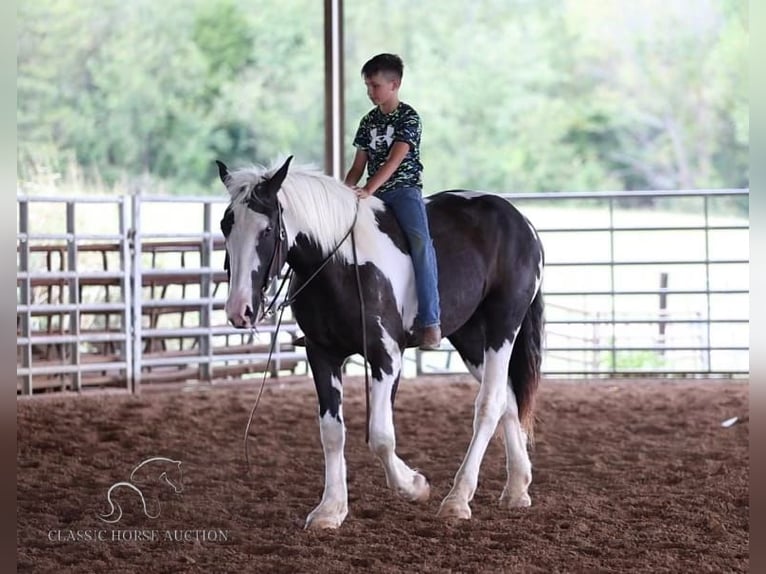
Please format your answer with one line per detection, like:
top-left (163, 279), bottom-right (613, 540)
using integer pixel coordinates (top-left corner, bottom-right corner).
top-left (602, 350), bottom-right (669, 372)
top-left (193, 0), bottom-right (255, 85)
top-left (17, 0), bottom-right (748, 199)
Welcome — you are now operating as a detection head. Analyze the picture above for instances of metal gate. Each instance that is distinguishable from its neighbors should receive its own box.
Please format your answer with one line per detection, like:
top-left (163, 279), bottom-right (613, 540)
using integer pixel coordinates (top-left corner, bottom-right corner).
top-left (17, 189), bottom-right (749, 395)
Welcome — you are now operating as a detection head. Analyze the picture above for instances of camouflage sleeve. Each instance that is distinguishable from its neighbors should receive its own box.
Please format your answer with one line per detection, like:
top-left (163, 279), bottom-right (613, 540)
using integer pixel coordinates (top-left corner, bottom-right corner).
top-left (352, 114), bottom-right (370, 150)
top-left (394, 108), bottom-right (421, 150)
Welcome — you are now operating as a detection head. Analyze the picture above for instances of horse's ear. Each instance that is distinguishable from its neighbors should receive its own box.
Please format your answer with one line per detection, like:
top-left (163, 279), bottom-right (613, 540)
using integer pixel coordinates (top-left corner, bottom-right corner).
top-left (265, 155), bottom-right (293, 196)
top-left (215, 160), bottom-right (230, 185)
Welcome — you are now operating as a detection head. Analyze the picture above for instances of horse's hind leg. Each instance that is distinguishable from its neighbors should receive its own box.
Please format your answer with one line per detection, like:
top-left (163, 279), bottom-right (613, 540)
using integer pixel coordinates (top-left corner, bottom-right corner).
top-left (368, 327), bottom-right (430, 503)
top-left (438, 306), bottom-right (523, 520)
top-left (449, 318), bottom-right (532, 509)
top-left (304, 342), bottom-right (348, 529)
top-left (499, 384), bottom-right (532, 508)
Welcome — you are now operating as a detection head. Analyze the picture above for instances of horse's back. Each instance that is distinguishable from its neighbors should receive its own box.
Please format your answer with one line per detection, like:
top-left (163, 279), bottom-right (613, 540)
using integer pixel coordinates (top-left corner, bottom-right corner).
top-left (426, 190), bottom-right (540, 263)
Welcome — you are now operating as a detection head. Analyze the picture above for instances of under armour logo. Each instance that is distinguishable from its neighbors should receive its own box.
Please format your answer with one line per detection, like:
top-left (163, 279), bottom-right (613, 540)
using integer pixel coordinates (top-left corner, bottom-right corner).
top-left (370, 126), bottom-right (394, 151)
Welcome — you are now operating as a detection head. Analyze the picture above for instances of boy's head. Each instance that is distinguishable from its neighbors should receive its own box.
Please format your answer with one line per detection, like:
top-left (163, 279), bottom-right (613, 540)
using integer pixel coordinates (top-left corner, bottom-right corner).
top-left (361, 54), bottom-right (404, 109)
top-left (361, 53), bottom-right (404, 82)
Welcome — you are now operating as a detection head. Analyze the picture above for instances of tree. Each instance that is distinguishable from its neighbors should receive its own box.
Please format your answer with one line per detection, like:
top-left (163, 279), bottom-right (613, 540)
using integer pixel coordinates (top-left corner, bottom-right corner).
top-left (17, 0), bottom-right (748, 204)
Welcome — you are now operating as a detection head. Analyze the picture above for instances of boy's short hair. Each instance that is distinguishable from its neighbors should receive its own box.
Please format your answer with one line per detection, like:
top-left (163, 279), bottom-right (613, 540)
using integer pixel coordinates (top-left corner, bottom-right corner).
top-left (361, 53), bottom-right (404, 81)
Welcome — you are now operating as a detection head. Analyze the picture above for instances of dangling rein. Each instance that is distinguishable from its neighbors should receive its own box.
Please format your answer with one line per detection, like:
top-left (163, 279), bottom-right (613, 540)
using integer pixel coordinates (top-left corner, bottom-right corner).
top-left (243, 198), bottom-right (372, 472)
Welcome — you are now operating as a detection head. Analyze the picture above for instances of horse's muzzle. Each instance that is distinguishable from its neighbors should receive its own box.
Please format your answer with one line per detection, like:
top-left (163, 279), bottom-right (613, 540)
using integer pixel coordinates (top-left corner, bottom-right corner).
top-left (228, 305), bottom-right (254, 329)
top-left (226, 294), bottom-right (257, 329)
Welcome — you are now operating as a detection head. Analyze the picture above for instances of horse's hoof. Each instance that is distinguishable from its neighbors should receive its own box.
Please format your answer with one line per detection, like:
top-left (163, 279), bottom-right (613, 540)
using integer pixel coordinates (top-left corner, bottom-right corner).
top-left (305, 513), bottom-right (344, 530)
top-left (500, 488), bottom-right (531, 509)
top-left (401, 472), bottom-right (430, 502)
top-left (437, 497), bottom-right (472, 520)
top-left (305, 503), bottom-right (347, 530)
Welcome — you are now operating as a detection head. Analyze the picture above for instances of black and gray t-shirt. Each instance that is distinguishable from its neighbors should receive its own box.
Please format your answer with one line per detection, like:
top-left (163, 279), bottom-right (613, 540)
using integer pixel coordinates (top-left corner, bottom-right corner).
top-left (352, 102), bottom-right (423, 194)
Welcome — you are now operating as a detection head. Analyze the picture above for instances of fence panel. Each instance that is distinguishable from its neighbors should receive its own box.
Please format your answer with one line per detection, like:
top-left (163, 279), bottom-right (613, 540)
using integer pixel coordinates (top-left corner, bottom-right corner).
top-left (17, 189), bottom-right (749, 394)
top-left (17, 196), bottom-right (133, 394)
top-left (412, 189), bottom-right (749, 377)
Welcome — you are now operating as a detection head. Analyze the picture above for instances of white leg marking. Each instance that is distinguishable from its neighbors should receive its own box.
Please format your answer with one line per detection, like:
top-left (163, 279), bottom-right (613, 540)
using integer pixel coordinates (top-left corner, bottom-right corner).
top-left (439, 339), bottom-right (514, 520)
top-left (368, 326), bottom-right (430, 502)
top-left (464, 360), bottom-right (483, 384)
top-left (499, 384), bottom-right (533, 508)
top-left (306, 377), bottom-right (348, 530)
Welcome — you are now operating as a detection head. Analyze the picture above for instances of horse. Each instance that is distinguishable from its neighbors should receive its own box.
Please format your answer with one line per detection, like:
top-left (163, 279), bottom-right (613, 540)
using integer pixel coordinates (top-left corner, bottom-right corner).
top-left (217, 156), bottom-right (544, 529)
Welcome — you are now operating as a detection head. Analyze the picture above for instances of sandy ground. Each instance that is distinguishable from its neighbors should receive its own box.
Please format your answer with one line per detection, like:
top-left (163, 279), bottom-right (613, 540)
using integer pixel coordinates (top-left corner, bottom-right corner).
top-left (17, 376), bottom-right (748, 573)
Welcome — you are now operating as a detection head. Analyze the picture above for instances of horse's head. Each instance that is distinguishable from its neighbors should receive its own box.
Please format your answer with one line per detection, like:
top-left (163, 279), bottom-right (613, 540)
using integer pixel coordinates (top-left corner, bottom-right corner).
top-left (218, 156), bottom-right (293, 328)
top-left (159, 461), bottom-right (184, 494)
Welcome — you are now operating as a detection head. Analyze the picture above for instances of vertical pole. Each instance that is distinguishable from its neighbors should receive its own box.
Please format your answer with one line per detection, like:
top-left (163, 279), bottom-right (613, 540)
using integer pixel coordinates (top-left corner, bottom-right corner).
top-left (608, 198), bottom-right (616, 375)
top-left (415, 349), bottom-right (423, 376)
top-left (18, 199), bottom-right (33, 395)
top-left (66, 201), bottom-right (82, 391)
top-left (131, 194), bottom-right (143, 393)
top-left (324, 0), bottom-right (345, 179)
top-left (119, 198), bottom-right (133, 392)
top-left (201, 203), bottom-right (213, 382)
top-left (658, 272), bottom-right (668, 357)
top-left (703, 195), bottom-right (712, 373)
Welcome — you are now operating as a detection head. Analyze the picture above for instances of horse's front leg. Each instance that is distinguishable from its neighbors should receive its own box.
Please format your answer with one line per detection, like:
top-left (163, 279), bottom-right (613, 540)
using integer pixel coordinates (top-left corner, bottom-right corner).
top-left (368, 333), bottom-right (430, 503)
top-left (305, 342), bottom-right (348, 530)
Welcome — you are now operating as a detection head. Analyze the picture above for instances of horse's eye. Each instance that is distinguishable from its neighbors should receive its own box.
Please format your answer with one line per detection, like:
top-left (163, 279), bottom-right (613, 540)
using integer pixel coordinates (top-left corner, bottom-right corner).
top-left (264, 226), bottom-right (273, 235)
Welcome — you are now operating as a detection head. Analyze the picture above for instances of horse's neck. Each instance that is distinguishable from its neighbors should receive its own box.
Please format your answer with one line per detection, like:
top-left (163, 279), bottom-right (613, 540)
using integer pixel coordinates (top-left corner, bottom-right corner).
top-left (285, 235), bottom-right (350, 278)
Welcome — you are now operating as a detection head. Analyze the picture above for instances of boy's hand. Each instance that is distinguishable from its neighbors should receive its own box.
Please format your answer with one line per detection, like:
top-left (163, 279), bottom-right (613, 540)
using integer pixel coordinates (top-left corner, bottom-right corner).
top-left (351, 185), bottom-right (372, 198)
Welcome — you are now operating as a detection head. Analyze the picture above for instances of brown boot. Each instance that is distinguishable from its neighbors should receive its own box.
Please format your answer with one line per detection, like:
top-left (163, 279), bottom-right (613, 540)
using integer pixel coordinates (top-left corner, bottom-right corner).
top-left (419, 325), bottom-right (442, 350)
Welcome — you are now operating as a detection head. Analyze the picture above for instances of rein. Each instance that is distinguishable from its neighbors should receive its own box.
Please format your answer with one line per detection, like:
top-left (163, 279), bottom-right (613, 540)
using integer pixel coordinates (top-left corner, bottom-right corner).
top-left (244, 198), bottom-right (373, 472)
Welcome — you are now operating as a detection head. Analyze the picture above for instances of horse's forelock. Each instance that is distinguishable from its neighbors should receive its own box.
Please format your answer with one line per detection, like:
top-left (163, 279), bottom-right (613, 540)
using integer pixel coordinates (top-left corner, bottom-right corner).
top-left (225, 166), bottom-right (266, 203)
top-left (226, 159), bottom-right (315, 205)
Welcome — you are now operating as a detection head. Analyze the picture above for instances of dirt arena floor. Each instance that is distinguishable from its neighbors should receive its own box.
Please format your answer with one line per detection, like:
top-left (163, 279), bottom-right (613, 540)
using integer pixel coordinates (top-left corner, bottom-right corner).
top-left (17, 376), bottom-right (748, 573)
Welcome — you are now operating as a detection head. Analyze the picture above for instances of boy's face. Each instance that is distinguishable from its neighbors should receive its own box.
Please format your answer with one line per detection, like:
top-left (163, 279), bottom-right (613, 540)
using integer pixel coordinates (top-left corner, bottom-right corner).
top-left (364, 72), bottom-right (400, 108)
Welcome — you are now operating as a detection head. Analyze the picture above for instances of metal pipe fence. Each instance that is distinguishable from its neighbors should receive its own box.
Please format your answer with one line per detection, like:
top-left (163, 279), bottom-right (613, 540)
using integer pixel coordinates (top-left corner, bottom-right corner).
top-left (17, 189), bottom-right (749, 394)
top-left (413, 188), bottom-right (749, 377)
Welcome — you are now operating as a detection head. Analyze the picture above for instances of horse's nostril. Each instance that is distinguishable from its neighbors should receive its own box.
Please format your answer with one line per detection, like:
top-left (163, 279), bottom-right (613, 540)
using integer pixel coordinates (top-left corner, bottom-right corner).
top-left (245, 306), bottom-right (254, 320)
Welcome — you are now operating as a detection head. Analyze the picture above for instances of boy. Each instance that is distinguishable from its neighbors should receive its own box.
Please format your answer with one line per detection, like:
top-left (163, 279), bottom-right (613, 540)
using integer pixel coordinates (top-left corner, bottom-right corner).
top-left (344, 53), bottom-right (441, 350)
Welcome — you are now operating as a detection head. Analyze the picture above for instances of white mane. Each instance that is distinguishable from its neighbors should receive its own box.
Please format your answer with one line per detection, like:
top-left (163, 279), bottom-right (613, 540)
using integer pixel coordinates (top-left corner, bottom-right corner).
top-left (228, 162), bottom-right (385, 260)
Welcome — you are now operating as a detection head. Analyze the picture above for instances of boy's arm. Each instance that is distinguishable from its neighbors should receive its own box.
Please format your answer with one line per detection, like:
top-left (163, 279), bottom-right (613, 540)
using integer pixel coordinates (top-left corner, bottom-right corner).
top-left (344, 149), bottom-right (368, 187)
top-left (359, 142), bottom-right (410, 196)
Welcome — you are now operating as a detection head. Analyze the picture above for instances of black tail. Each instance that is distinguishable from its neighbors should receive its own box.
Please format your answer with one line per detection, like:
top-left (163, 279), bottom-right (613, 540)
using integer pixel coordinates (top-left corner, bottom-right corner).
top-left (509, 287), bottom-right (544, 439)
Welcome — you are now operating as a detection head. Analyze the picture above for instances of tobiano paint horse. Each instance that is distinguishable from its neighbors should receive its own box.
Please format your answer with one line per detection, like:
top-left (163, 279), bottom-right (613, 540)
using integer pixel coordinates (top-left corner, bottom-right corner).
top-left (217, 156), bottom-right (544, 529)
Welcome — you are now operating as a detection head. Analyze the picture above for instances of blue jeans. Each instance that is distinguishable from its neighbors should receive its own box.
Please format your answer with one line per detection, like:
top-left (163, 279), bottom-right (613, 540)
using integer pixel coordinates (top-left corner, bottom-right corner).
top-left (377, 186), bottom-right (441, 328)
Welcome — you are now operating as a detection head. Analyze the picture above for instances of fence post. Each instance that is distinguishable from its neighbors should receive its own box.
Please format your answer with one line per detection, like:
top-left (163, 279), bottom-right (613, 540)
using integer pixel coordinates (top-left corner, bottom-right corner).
top-left (658, 272), bottom-right (668, 356)
top-left (119, 198), bottom-right (133, 392)
top-left (200, 203), bottom-right (213, 382)
top-left (18, 199), bottom-right (33, 395)
top-left (66, 201), bottom-right (82, 391)
top-left (130, 194), bottom-right (143, 393)
top-left (703, 195), bottom-right (712, 373)
top-left (608, 196), bottom-right (616, 375)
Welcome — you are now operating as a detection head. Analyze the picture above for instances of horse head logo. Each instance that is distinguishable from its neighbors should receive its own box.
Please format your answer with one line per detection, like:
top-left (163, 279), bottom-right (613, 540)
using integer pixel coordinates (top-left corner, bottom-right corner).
top-left (97, 457), bottom-right (184, 524)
